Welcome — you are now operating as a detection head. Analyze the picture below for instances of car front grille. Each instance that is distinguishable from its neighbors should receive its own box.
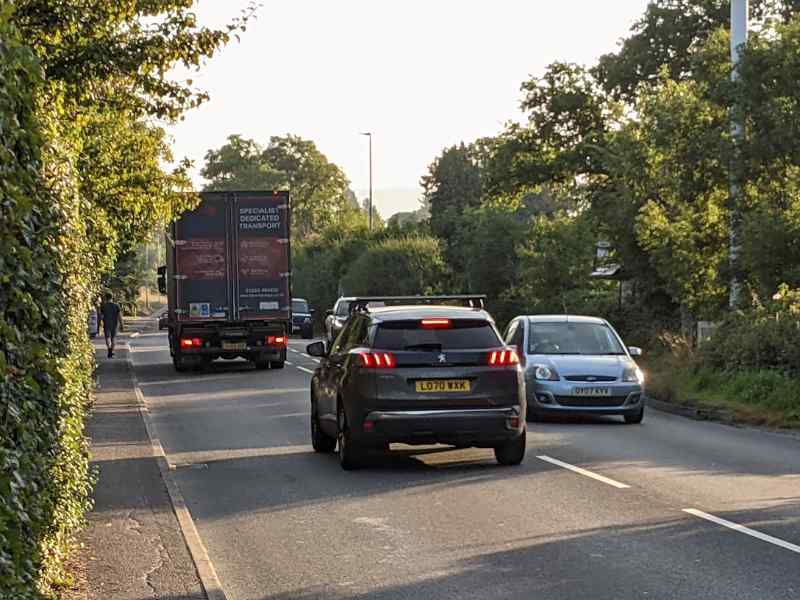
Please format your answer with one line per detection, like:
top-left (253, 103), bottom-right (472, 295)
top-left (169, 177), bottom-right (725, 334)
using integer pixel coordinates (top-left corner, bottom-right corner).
top-left (554, 395), bottom-right (627, 408)
top-left (563, 375), bottom-right (618, 382)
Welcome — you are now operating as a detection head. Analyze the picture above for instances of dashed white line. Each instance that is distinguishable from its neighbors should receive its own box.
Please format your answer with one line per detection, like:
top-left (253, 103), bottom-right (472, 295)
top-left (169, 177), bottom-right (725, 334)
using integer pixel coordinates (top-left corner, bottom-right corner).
top-left (537, 455), bottom-right (631, 489)
top-left (285, 360), bottom-right (294, 366)
top-left (683, 509), bottom-right (800, 555)
top-left (296, 366), bottom-right (314, 375)
top-left (301, 353), bottom-right (312, 358)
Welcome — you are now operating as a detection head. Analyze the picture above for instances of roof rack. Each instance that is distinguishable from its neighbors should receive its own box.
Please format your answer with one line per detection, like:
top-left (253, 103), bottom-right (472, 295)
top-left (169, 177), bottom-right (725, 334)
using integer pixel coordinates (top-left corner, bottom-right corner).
top-left (349, 295), bottom-right (487, 314)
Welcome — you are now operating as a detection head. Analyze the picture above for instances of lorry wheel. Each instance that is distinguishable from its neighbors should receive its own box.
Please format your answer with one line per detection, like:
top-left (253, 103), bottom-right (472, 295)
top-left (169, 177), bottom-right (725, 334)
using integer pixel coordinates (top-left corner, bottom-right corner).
top-left (270, 360), bottom-right (285, 369)
top-left (254, 359), bottom-right (269, 370)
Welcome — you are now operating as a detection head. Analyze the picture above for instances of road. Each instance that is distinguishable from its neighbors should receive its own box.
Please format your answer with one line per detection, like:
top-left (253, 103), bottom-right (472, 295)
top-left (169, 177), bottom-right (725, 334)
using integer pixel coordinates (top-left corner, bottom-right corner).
top-left (129, 332), bottom-right (800, 600)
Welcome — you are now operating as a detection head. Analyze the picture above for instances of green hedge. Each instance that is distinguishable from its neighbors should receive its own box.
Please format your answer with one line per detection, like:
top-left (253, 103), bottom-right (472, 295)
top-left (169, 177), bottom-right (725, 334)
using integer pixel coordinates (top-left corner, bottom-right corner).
top-left (1, 10), bottom-right (94, 599)
top-left (697, 308), bottom-right (800, 374)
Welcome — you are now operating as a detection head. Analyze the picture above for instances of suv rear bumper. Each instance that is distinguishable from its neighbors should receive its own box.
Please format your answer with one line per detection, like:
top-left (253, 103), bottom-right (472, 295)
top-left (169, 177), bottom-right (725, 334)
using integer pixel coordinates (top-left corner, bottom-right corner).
top-left (358, 405), bottom-right (524, 447)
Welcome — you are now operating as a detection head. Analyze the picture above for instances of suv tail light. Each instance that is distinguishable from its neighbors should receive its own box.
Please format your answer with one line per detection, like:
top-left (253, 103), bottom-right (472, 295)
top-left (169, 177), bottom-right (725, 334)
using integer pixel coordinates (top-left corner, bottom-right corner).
top-left (488, 349), bottom-right (519, 366)
top-left (180, 337), bottom-right (202, 349)
top-left (267, 335), bottom-right (287, 347)
top-left (359, 352), bottom-right (396, 368)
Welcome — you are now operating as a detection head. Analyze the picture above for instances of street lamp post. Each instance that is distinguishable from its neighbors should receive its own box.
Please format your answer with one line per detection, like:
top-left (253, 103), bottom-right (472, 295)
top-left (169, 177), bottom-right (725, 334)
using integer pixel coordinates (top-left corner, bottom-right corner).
top-left (729, 0), bottom-right (748, 309)
top-left (360, 132), bottom-right (373, 231)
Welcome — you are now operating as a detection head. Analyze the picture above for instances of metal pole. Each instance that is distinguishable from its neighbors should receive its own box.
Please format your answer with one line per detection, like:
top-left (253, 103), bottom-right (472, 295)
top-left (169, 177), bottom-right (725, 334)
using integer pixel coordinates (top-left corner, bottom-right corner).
top-left (361, 132), bottom-right (373, 231)
top-left (729, 0), bottom-right (748, 309)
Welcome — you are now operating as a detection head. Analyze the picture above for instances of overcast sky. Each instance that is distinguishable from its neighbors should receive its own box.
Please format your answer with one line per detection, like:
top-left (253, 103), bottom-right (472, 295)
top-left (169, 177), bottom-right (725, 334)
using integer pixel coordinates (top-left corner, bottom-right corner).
top-left (168, 0), bottom-right (650, 217)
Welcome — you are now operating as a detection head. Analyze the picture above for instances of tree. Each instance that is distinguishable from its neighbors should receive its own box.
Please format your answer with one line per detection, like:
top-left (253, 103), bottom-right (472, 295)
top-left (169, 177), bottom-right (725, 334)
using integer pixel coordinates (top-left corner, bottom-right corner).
top-left (594, 0), bottom-right (800, 101)
top-left (202, 134), bottom-right (357, 238)
top-left (485, 63), bottom-right (613, 198)
top-left (421, 143), bottom-right (483, 281)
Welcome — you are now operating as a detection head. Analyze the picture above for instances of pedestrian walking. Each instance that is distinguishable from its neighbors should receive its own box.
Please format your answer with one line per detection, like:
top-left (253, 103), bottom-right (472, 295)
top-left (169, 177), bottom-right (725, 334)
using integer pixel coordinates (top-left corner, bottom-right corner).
top-left (99, 293), bottom-right (124, 358)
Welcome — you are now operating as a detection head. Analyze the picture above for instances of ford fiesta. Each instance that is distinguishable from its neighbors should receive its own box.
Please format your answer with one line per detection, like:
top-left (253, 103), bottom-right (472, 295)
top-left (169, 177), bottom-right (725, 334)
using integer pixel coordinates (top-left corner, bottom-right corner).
top-left (503, 315), bottom-right (645, 424)
top-left (306, 296), bottom-right (527, 470)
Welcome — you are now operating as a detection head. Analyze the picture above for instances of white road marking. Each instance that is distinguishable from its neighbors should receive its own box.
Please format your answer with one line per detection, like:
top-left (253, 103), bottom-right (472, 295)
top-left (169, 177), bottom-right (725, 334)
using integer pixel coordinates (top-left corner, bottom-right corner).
top-left (297, 366), bottom-right (314, 375)
top-left (537, 455), bottom-right (631, 489)
top-left (285, 360), bottom-right (294, 366)
top-left (683, 509), bottom-right (800, 555)
top-left (289, 348), bottom-right (299, 353)
top-left (301, 353), bottom-right (312, 359)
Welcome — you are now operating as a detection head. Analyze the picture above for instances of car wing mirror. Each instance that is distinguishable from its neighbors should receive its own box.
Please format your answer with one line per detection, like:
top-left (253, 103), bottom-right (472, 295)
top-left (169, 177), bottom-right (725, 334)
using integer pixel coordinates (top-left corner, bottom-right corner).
top-left (306, 341), bottom-right (326, 358)
top-left (628, 346), bottom-right (643, 357)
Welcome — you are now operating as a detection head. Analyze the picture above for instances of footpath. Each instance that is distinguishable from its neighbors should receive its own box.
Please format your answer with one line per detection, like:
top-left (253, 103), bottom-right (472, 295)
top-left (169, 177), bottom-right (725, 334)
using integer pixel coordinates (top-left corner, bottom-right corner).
top-left (82, 326), bottom-right (207, 600)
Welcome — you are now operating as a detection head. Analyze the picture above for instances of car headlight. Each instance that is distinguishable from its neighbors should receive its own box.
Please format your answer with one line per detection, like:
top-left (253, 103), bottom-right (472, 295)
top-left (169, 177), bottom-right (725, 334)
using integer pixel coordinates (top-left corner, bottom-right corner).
top-left (623, 366), bottom-right (645, 383)
top-left (534, 365), bottom-right (559, 381)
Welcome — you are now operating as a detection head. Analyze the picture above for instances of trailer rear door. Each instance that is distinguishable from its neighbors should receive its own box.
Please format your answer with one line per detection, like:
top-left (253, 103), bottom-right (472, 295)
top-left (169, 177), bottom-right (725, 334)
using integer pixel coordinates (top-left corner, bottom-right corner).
top-left (233, 192), bottom-right (290, 321)
top-left (173, 192), bottom-right (231, 320)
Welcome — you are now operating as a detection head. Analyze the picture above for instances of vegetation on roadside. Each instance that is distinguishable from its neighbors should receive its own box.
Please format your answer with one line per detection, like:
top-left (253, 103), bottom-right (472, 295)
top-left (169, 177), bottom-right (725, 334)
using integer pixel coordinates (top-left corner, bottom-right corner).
top-left (1, 1), bottom-right (254, 597)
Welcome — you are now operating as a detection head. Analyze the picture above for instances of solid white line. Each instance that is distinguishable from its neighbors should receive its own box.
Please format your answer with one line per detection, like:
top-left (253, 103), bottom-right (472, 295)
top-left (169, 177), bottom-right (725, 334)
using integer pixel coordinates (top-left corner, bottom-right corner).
top-left (124, 342), bottom-right (229, 600)
top-left (537, 455), bottom-right (631, 489)
top-left (297, 366), bottom-right (314, 375)
top-left (683, 509), bottom-right (800, 555)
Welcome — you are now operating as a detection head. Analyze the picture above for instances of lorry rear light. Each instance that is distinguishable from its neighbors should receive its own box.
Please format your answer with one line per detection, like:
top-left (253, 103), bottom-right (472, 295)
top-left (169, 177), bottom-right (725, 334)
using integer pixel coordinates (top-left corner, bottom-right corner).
top-left (488, 349), bottom-right (519, 366)
top-left (180, 337), bottom-right (202, 349)
top-left (421, 318), bottom-right (451, 329)
top-left (359, 352), bottom-right (396, 368)
top-left (267, 335), bottom-right (287, 347)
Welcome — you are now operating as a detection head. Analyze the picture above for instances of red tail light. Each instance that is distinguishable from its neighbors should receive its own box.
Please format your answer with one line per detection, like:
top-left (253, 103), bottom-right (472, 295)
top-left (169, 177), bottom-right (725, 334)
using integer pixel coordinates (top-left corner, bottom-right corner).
top-left (267, 335), bottom-right (287, 347)
top-left (180, 337), bottom-right (202, 349)
top-left (488, 349), bottom-right (519, 366)
top-left (421, 318), bottom-right (452, 329)
top-left (359, 352), bottom-right (396, 368)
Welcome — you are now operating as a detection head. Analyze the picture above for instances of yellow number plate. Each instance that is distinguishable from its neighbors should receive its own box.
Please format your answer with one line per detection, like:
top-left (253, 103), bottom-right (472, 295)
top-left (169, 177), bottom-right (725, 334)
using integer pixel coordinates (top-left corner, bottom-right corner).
top-left (415, 380), bottom-right (470, 393)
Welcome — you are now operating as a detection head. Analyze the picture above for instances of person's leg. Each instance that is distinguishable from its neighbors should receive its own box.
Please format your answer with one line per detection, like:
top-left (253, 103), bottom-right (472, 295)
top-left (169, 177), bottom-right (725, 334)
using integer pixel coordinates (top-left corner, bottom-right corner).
top-left (109, 332), bottom-right (117, 357)
top-left (103, 325), bottom-right (112, 357)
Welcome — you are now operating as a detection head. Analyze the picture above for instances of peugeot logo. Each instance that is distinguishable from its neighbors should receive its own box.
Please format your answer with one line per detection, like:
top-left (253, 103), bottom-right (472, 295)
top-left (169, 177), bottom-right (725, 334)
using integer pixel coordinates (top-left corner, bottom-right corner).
top-left (438, 353), bottom-right (447, 364)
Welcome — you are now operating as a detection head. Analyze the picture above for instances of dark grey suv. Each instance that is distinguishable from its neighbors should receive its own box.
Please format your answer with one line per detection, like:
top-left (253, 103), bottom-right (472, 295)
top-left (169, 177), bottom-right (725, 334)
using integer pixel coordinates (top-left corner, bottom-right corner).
top-left (306, 296), bottom-right (526, 470)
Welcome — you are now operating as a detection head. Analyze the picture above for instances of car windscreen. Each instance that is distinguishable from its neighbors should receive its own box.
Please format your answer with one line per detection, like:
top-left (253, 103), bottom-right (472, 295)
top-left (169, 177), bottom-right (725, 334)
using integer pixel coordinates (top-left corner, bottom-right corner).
top-left (292, 300), bottom-right (309, 313)
top-left (335, 301), bottom-right (352, 317)
top-left (373, 319), bottom-right (501, 350)
top-left (528, 321), bottom-right (625, 355)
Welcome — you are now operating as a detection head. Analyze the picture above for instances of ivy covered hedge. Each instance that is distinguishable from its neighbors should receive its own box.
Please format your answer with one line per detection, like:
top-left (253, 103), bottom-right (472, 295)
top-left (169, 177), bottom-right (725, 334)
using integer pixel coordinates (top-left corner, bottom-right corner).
top-left (0, 10), bottom-right (94, 599)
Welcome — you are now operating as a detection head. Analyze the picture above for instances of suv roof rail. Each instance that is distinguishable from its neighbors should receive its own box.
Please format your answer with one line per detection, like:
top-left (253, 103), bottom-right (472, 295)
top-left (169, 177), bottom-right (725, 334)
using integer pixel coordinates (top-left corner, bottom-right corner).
top-left (349, 295), bottom-right (487, 314)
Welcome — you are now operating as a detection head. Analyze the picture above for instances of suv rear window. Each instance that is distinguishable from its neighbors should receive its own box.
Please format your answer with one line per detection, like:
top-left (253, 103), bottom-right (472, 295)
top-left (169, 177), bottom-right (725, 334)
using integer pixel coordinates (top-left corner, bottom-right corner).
top-left (373, 319), bottom-right (501, 350)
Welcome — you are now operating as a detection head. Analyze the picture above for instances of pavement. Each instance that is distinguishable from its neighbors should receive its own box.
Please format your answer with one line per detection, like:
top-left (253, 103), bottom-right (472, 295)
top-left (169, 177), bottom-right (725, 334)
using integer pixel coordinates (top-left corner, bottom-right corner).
top-left (110, 330), bottom-right (800, 600)
top-left (84, 329), bottom-right (207, 600)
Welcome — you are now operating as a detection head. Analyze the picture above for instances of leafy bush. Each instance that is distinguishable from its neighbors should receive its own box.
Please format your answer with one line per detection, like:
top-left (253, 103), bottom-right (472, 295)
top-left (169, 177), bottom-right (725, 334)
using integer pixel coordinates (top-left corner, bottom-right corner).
top-left (1, 14), bottom-right (93, 599)
top-left (697, 304), bottom-right (800, 374)
top-left (340, 236), bottom-right (446, 296)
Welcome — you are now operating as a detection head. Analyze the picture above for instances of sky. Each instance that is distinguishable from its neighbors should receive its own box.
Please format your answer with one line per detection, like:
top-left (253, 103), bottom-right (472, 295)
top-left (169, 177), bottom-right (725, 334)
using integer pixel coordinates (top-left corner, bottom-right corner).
top-left (168, 0), bottom-right (651, 217)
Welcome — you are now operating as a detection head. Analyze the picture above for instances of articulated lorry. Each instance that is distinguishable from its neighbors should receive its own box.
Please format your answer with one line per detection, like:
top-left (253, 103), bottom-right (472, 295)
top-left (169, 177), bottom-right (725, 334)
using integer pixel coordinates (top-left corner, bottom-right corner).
top-left (158, 191), bottom-right (291, 372)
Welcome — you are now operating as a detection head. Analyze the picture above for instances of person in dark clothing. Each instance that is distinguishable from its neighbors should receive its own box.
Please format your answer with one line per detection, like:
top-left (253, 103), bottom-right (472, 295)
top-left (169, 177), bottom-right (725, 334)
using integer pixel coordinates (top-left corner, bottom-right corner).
top-left (99, 293), bottom-right (123, 358)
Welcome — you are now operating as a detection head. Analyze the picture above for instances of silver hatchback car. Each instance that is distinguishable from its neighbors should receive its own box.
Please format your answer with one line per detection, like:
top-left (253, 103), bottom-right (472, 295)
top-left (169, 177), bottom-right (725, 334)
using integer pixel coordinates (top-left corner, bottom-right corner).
top-left (502, 315), bottom-right (645, 424)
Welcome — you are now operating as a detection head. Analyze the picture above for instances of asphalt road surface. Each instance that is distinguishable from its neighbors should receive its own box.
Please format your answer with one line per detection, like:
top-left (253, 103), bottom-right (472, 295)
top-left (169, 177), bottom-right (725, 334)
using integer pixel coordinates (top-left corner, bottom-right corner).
top-left (130, 332), bottom-right (800, 600)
